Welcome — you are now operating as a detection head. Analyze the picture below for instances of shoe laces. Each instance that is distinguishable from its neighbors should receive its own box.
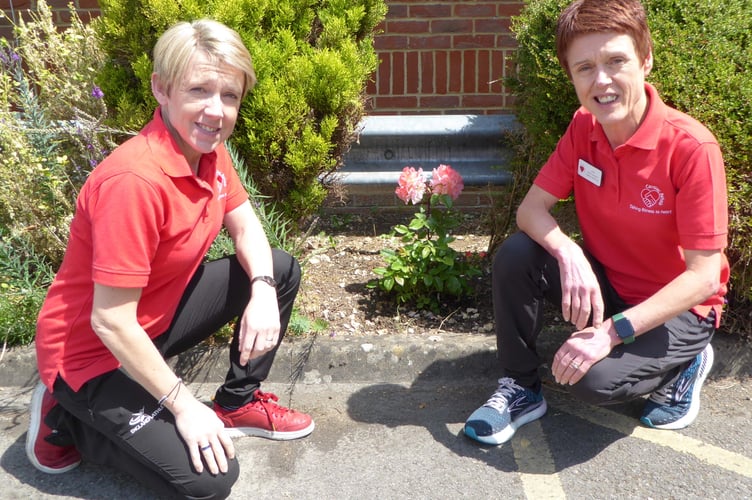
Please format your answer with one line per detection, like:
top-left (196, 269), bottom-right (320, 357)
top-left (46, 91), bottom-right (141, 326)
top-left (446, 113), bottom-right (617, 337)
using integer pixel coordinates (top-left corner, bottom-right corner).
top-left (484, 377), bottom-right (525, 412)
top-left (253, 390), bottom-right (284, 430)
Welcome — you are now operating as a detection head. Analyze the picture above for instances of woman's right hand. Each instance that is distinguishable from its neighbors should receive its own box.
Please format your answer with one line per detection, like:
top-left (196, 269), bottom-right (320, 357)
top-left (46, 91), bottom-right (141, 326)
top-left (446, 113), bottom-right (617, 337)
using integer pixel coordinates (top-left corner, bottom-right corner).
top-left (556, 241), bottom-right (604, 330)
top-left (172, 394), bottom-right (235, 475)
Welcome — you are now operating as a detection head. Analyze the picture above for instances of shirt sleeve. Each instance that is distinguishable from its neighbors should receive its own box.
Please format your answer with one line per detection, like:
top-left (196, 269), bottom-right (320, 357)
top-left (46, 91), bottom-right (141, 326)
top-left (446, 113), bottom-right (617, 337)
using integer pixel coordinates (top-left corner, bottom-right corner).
top-left (674, 141), bottom-right (728, 250)
top-left (533, 116), bottom-right (580, 200)
top-left (85, 173), bottom-right (164, 288)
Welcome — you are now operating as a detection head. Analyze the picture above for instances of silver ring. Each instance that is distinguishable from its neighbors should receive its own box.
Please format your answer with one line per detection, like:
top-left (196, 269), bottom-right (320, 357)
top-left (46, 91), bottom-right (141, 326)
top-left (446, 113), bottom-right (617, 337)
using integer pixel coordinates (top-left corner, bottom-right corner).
top-left (570, 361), bottom-right (581, 369)
top-left (200, 444), bottom-right (211, 451)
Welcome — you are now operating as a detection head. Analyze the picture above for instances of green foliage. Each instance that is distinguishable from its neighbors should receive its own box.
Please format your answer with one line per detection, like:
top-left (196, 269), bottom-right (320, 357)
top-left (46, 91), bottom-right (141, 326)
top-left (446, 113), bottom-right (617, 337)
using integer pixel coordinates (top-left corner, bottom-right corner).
top-left (95, 0), bottom-right (387, 228)
top-left (287, 308), bottom-right (329, 337)
top-left (0, 1), bottom-right (130, 347)
top-left (369, 195), bottom-right (483, 312)
top-left (206, 141), bottom-right (299, 260)
top-left (0, 230), bottom-right (56, 347)
top-left (0, 1), bottom-right (126, 266)
top-left (493, 0), bottom-right (752, 330)
top-left (645, 0), bottom-right (752, 325)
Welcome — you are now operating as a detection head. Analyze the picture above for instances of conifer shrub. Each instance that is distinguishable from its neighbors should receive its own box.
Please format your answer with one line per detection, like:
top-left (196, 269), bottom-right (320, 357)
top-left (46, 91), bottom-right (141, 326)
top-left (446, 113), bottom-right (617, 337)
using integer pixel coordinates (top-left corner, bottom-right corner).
top-left (95, 0), bottom-right (387, 228)
top-left (493, 0), bottom-right (752, 333)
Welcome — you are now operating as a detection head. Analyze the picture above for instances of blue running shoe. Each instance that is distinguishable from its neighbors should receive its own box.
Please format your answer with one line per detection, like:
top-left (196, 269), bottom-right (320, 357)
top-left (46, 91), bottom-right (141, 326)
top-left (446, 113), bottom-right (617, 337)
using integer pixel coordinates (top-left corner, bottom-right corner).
top-left (464, 378), bottom-right (547, 445)
top-left (640, 343), bottom-right (714, 430)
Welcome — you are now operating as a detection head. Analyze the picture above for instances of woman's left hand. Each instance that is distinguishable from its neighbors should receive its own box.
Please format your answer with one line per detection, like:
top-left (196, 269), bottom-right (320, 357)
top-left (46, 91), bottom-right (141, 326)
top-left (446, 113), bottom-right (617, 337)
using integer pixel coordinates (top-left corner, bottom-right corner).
top-left (552, 325), bottom-right (615, 386)
top-left (237, 288), bottom-right (280, 366)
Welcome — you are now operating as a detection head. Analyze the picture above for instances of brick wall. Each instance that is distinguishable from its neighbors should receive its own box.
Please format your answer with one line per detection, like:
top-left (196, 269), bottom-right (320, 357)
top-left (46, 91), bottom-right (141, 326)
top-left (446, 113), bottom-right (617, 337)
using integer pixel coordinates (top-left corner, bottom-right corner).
top-left (368, 1), bottom-right (523, 115)
top-left (1, 0), bottom-right (523, 115)
top-left (0, 1), bottom-right (100, 39)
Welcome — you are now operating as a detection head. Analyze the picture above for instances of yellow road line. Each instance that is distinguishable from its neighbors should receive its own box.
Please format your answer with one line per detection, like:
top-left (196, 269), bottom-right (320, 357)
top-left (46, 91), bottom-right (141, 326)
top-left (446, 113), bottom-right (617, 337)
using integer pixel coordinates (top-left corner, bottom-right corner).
top-left (551, 394), bottom-right (752, 479)
top-left (512, 420), bottom-right (567, 499)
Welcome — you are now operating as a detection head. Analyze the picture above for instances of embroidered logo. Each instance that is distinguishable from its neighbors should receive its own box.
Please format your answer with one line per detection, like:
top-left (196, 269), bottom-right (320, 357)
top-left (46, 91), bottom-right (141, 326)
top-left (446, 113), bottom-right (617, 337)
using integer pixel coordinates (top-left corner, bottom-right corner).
top-left (216, 171), bottom-right (228, 200)
top-left (629, 184), bottom-right (672, 215)
top-left (640, 184), bottom-right (664, 208)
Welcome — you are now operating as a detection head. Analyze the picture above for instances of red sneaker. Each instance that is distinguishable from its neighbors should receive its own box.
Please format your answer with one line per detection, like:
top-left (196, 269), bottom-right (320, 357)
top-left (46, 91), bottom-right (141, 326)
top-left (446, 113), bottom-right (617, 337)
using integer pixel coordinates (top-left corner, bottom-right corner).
top-left (25, 382), bottom-right (81, 474)
top-left (214, 389), bottom-right (314, 440)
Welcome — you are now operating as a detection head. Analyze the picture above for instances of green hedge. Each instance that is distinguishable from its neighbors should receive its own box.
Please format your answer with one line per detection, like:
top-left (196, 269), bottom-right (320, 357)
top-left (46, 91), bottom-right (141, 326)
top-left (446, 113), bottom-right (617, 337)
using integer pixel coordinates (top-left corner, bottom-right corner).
top-left (96, 0), bottom-right (387, 228)
top-left (493, 0), bottom-right (752, 333)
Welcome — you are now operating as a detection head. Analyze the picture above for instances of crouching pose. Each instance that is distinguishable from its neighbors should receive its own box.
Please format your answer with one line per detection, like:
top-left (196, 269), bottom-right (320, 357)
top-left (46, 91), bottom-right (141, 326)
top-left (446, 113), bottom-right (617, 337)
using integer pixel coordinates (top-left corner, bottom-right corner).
top-left (27, 19), bottom-right (312, 498)
top-left (464, 0), bottom-right (728, 445)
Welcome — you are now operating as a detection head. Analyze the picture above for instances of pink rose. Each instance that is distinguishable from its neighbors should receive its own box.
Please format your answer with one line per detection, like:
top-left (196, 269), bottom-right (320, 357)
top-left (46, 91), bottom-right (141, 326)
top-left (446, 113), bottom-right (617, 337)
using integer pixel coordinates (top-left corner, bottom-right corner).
top-left (395, 166), bottom-right (427, 205)
top-left (430, 164), bottom-right (464, 200)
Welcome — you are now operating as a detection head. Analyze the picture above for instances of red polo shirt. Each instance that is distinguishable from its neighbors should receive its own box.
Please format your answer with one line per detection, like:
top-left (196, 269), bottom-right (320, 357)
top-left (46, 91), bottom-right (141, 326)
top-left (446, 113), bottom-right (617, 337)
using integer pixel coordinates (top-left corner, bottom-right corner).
top-left (535, 83), bottom-right (729, 325)
top-left (36, 108), bottom-right (248, 391)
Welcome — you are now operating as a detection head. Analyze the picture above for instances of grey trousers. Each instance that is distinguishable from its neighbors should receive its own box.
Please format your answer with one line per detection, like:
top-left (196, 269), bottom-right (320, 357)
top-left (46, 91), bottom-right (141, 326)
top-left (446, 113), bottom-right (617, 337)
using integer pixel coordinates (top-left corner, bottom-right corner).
top-left (492, 232), bottom-right (715, 405)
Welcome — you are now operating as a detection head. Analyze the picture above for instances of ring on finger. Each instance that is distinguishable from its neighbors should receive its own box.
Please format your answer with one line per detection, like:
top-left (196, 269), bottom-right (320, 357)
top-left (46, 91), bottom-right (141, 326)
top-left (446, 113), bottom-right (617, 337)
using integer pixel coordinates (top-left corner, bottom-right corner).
top-left (570, 361), bottom-right (581, 369)
top-left (200, 444), bottom-right (211, 451)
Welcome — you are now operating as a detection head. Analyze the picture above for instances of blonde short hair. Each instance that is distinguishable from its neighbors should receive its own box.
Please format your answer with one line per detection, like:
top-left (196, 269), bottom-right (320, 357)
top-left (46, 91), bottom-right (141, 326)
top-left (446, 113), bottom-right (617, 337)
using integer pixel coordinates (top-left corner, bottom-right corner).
top-left (153, 19), bottom-right (257, 98)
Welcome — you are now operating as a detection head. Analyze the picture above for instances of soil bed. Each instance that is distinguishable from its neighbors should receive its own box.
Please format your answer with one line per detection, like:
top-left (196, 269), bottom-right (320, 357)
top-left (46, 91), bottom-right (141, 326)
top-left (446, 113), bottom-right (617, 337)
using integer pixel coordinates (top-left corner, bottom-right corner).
top-left (296, 210), bottom-right (500, 339)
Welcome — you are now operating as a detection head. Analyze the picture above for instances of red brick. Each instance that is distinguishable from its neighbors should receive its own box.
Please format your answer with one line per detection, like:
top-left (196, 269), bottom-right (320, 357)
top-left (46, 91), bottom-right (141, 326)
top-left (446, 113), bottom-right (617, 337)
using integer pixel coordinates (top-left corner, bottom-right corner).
top-left (448, 50), bottom-right (462, 93)
top-left (434, 50), bottom-right (448, 94)
top-left (431, 19), bottom-right (473, 34)
top-left (392, 51), bottom-right (405, 95)
top-left (386, 19), bottom-right (429, 34)
top-left (419, 95), bottom-right (461, 109)
top-left (377, 52), bottom-right (391, 94)
top-left (463, 50), bottom-right (477, 93)
top-left (386, 4), bottom-right (408, 18)
top-left (490, 50), bottom-right (505, 93)
top-left (498, 3), bottom-right (525, 17)
top-left (420, 51), bottom-right (433, 94)
top-left (477, 50), bottom-right (491, 93)
top-left (77, 0), bottom-right (102, 8)
top-left (409, 34), bottom-right (451, 50)
top-left (454, 34), bottom-right (495, 49)
top-left (366, 77), bottom-right (377, 96)
top-left (374, 35), bottom-right (408, 50)
top-left (496, 32), bottom-right (519, 49)
top-left (475, 18), bottom-right (509, 33)
top-left (463, 94), bottom-right (505, 108)
top-left (405, 51), bottom-right (420, 93)
top-left (410, 4), bottom-right (452, 18)
top-left (454, 3), bottom-right (497, 17)
top-left (374, 95), bottom-right (419, 109)
top-left (0, 0), bottom-right (31, 9)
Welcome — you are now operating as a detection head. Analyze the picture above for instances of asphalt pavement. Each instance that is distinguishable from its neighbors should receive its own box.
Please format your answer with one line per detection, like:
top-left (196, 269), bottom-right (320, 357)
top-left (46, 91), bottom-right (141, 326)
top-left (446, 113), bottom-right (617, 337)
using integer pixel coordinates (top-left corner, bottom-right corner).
top-left (1, 331), bottom-right (751, 499)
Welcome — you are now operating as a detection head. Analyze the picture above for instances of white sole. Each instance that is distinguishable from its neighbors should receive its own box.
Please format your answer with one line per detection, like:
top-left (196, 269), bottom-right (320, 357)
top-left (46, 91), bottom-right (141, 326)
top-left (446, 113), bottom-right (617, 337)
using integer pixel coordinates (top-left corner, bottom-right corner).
top-left (25, 382), bottom-right (80, 474)
top-left (470, 399), bottom-right (548, 445)
top-left (224, 420), bottom-right (315, 440)
top-left (650, 344), bottom-right (714, 430)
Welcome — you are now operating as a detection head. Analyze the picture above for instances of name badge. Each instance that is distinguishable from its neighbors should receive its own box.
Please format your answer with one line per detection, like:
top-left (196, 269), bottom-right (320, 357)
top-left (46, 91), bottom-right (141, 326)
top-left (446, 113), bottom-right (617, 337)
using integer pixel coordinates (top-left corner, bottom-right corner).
top-left (577, 159), bottom-right (603, 187)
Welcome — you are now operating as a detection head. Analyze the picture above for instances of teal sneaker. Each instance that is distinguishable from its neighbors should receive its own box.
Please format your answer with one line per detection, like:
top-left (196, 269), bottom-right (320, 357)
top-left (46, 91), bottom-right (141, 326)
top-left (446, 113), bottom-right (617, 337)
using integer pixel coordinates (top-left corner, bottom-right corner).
top-left (464, 378), bottom-right (547, 445)
top-left (640, 343), bottom-right (714, 430)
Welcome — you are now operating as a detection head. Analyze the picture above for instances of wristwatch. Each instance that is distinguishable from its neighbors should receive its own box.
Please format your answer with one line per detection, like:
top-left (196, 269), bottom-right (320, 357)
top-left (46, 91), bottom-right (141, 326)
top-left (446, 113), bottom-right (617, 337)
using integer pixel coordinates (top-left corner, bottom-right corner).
top-left (612, 312), bottom-right (635, 344)
top-left (251, 275), bottom-right (277, 288)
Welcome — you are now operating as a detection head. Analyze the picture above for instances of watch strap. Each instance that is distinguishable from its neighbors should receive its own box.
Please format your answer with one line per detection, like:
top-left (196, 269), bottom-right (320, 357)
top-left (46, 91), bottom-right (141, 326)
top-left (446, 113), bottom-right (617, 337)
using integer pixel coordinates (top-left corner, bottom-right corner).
top-left (612, 312), bottom-right (635, 344)
top-left (251, 275), bottom-right (277, 288)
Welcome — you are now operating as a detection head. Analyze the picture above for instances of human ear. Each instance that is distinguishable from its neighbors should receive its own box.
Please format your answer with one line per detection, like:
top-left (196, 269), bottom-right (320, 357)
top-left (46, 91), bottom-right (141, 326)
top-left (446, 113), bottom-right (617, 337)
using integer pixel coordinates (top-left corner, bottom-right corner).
top-left (643, 51), bottom-right (654, 75)
top-left (151, 73), bottom-right (169, 105)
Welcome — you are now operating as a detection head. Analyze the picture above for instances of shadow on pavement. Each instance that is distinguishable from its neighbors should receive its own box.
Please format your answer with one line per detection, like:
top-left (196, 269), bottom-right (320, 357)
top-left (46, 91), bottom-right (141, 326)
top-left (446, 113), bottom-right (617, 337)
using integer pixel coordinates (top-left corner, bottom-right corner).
top-left (345, 351), bottom-right (641, 474)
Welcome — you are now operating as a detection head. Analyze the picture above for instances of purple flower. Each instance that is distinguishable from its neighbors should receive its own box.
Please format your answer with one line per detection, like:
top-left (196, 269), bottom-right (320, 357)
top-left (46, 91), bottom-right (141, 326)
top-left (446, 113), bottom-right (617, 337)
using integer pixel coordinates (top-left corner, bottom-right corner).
top-left (91, 85), bottom-right (104, 99)
top-left (10, 51), bottom-right (19, 62)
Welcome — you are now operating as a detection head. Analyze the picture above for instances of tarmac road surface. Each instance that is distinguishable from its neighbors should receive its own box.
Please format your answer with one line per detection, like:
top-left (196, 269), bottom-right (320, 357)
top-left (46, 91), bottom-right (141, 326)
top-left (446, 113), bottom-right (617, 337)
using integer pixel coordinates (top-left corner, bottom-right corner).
top-left (1, 332), bottom-right (750, 499)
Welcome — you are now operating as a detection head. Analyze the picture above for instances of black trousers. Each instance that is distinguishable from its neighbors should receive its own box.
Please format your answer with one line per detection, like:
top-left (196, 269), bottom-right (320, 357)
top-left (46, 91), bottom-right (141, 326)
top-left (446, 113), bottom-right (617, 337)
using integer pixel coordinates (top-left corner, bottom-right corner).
top-left (49, 249), bottom-right (301, 499)
top-left (492, 232), bottom-right (714, 405)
